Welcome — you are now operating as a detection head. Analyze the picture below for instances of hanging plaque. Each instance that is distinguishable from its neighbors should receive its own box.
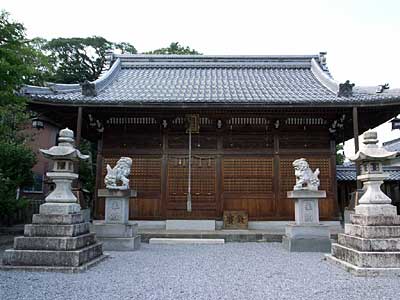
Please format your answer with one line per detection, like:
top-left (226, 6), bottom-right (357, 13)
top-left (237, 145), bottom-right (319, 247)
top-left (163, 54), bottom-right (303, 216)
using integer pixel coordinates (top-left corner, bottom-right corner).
top-left (185, 114), bottom-right (200, 134)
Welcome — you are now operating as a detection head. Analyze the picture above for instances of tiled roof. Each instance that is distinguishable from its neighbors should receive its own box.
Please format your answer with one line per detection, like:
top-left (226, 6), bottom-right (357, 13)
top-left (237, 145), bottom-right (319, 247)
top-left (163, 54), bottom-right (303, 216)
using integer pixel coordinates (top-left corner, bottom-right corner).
top-left (336, 165), bottom-right (400, 182)
top-left (383, 138), bottom-right (400, 152)
top-left (22, 54), bottom-right (400, 106)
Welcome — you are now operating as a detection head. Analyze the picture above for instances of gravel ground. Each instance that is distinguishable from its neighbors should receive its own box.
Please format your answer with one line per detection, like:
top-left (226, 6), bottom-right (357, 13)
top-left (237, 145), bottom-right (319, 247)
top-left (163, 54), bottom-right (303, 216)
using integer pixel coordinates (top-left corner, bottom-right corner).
top-left (1, 243), bottom-right (399, 300)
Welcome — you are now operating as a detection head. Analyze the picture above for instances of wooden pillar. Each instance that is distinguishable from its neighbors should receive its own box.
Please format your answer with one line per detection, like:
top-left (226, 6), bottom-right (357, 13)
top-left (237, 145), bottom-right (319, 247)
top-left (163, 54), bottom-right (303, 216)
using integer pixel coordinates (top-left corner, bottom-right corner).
top-left (76, 106), bottom-right (83, 147)
top-left (94, 134), bottom-right (104, 219)
top-left (216, 121), bottom-right (223, 218)
top-left (330, 139), bottom-right (340, 219)
top-left (352, 107), bottom-right (362, 189)
top-left (273, 133), bottom-right (280, 217)
top-left (161, 124), bottom-right (168, 219)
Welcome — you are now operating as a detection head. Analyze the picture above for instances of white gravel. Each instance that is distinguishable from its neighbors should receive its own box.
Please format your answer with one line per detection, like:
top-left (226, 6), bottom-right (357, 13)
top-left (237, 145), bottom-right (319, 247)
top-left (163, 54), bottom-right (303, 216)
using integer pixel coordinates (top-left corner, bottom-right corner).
top-left (1, 243), bottom-right (399, 300)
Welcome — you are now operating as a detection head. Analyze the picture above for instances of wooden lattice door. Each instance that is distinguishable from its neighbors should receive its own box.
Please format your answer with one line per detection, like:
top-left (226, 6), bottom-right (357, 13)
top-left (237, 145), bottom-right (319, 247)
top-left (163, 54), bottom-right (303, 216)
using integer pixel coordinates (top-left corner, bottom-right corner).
top-left (167, 156), bottom-right (217, 219)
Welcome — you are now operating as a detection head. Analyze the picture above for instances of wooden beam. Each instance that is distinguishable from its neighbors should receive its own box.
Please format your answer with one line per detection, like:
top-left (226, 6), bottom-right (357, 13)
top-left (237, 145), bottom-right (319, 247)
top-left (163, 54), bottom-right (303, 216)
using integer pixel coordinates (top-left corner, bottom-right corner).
top-left (352, 107), bottom-right (362, 189)
top-left (76, 106), bottom-right (83, 147)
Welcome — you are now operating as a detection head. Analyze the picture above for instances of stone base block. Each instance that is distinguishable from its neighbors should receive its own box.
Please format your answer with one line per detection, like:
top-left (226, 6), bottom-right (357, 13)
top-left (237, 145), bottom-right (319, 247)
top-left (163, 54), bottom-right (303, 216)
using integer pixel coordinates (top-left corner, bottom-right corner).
top-left (345, 224), bottom-right (400, 239)
top-left (92, 222), bottom-right (138, 238)
top-left (325, 254), bottom-right (400, 277)
top-left (149, 238), bottom-right (225, 245)
top-left (285, 223), bottom-right (330, 239)
top-left (282, 236), bottom-right (331, 252)
top-left (39, 203), bottom-right (81, 215)
top-left (166, 220), bottom-right (216, 231)
top-left (350, 214), bottom-right (400, 226)
top-left (355, 204), bottom-right (397, 216)
top-left (24, 223), bottom-right (90, 237)
top-left (32, 213), bottom-right (83, 225)
top-left (0, 254), bottom-right (108, 273)
top-left (14, 233), bottom-right (96, 251)
top-left (2, 242), bottom-right (103, 267)
top-left (99, 236), bottom-right (141, 251)
top-left (331, 243), bottom-right (400, 268)
top-left (338, 234), bottom-right (400, 252)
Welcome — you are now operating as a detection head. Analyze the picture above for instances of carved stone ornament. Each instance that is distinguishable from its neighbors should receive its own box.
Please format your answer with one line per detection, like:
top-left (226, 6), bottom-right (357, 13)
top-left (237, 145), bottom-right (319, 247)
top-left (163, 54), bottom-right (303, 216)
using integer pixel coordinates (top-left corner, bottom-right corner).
top-left (292, 158), bottom-right (320, 191)
top-left (81, 80), bottom-right (97, 97)
top-left (104, 157), bottom-right (133, 190)
top-left (338, 80), bottom-right (355, 97)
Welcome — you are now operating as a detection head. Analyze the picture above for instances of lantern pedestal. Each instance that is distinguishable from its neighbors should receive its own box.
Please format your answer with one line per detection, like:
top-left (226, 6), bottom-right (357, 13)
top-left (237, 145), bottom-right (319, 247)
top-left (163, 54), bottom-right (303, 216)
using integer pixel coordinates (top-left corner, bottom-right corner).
top-left (39, 172), bottom-right (81, 214)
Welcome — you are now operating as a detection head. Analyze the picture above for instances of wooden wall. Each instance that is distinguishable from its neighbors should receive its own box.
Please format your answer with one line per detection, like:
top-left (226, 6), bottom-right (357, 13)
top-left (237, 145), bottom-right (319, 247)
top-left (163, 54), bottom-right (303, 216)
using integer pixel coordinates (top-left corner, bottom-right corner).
top-left (96, 115), bottom-right (338, 221)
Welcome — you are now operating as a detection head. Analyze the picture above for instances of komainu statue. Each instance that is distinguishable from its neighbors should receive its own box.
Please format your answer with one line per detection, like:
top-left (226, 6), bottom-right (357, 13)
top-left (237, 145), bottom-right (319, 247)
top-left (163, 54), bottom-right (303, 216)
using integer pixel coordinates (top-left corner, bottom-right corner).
top-left (292, 158), bottom-right (320, 191)
top-left (104, 157), bottom-right (133, 190)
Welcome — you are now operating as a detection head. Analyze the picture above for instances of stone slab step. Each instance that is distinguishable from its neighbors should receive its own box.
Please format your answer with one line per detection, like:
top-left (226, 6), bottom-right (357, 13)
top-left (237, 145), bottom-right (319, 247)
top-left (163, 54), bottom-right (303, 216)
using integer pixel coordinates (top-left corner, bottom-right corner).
top-left (140, 232), bottom-right (284, 243)
top-left (24, 223), bottom-right (90, 237)
top-left (149, 238), bottom-right (225, 245)
top-left (32, 213), bottom-right (83, 225)
top-left (166, 220), bottom-right (216, 231)
top-left (331, 243), bottom-right (400, 268)
top-left (2, 242), bottom-right (103, 267)
top-left (338, 233), bottom-right (400, 252)
top-left (98, 235), bottom-right (141, 251)
top-left (350, 214), bottom-right (400, 226)
top-left (14, 233), bottom-right (97, 251)
top-left (345, 224), bottom-right (400, 239)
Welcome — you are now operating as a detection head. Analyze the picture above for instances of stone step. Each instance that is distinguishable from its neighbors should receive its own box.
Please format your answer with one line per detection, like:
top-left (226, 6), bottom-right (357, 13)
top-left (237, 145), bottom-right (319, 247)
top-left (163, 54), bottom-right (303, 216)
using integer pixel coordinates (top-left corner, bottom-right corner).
top-left (338, 234), bottom-right (400, 252)
top-left (32, 213), bottom-right (83, 225)
top-left (345, 224), bottom-right (400, 239)
top-left (149, 238), bottom-right (225, 245)
top-left (24, 223), bottom-right (90, 237)
top-left (14, 233), bottom-right (96, 251)
top-left (2, 242), bottom-right (103, 267)
top-left (331, 243), bottom-right (400, 268)
top-left (350, 214), bottom-right (400, 226)
top-left (139, 231), bottom-right (284, 243)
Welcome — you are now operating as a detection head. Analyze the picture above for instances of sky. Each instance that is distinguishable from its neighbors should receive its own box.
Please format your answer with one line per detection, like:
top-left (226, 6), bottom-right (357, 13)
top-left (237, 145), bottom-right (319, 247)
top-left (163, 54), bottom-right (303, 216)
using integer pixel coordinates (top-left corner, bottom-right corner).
top-left (2, 0), bottom-right (400, 158)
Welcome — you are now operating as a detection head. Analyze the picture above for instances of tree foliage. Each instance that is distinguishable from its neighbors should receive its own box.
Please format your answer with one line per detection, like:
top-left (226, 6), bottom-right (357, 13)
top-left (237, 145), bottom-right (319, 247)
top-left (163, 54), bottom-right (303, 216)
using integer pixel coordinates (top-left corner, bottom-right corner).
top-left (336, 144), bottom-right (345, 165)
top-left (38, 36), bottom-right (137, 83)
top-left (0, 11), bottom-right (38, 221)
top-left (145, 42), bottom-right (201, 55)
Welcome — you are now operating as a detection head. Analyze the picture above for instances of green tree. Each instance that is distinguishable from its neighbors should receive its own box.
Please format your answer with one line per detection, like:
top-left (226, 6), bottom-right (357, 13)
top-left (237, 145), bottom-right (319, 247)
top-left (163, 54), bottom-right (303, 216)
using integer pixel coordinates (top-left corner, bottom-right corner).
top-left (145, 42), bottom-right (201, 55)
top-left (336, 144), bottom-right (345, 165)
top-left (40, 36), bottom-right (137, 83)
top-left (0, 11), bottom-right (38, 222)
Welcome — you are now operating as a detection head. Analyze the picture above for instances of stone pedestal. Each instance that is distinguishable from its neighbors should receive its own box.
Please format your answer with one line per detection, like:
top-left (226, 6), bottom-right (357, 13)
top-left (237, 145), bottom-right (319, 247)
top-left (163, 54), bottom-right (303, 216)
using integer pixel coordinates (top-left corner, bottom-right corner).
top-left (327, 214), bottom-right (400, 276)
top-left (283, 190), bottom-right (331, 252)
top-left (1, 213), bottom-right (105, 272)
top-left (93, 189), bottom-right (140, 251)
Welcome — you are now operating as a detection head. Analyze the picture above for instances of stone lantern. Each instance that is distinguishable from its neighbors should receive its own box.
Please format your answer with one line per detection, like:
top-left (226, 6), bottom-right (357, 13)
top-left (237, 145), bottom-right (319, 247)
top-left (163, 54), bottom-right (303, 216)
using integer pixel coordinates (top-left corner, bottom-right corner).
top-left (350, 131), bottom-right (397, 216)
top-left (327, 131), bottom-right (400, 276)
top-left (2, 128), bottom-right (105, 272)
top-left (39, 127), bottom-right (89, 215)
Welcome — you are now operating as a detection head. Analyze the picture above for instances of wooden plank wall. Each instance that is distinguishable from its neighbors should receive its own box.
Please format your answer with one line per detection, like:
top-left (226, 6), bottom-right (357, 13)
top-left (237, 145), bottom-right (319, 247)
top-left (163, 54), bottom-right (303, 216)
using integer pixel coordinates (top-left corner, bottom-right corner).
top-left (96, 115), bottom-right (338, 221)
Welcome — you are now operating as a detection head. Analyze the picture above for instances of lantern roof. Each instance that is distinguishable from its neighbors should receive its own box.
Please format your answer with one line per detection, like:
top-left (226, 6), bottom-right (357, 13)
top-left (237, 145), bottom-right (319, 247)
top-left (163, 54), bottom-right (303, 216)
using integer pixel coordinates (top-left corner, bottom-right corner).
top-left (350, 131), bottom-right (397, 162)
top-left (40, 128), bottom-right (89, 161)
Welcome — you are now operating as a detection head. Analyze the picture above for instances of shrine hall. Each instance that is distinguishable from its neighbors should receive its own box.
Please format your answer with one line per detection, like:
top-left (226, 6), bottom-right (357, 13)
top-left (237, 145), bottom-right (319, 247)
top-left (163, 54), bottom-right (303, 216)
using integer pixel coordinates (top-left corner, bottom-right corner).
top-left (23, 53), bottom-right (400, 229)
